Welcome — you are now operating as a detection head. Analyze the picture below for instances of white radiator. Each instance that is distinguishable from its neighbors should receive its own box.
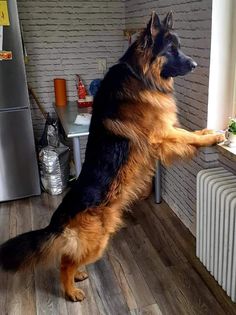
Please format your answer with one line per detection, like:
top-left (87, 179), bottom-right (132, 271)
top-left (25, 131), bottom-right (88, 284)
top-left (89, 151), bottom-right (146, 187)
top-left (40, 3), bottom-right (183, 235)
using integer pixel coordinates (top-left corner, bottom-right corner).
top-left (196, 167), bottom-right (236, 302)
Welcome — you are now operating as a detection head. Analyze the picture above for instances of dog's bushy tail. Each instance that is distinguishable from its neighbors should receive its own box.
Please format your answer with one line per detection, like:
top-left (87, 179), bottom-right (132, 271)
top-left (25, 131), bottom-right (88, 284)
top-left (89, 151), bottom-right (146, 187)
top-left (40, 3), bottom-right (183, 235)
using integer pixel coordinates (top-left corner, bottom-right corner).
top-left (0, 227), bottom-right (59, 272)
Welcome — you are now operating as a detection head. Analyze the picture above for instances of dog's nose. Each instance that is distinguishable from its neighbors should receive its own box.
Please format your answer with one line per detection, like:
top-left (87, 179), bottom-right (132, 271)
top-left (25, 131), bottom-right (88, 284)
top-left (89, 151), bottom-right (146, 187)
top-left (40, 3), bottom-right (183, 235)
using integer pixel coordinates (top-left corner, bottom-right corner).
top-left (190, 60), bottom-right (197, 70)
top-left (191, 61), bottom-right (197, 69)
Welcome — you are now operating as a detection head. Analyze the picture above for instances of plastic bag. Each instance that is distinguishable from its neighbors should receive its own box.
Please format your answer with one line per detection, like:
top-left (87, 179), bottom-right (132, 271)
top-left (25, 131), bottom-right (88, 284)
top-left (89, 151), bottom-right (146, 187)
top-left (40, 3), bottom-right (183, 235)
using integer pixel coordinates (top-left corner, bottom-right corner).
top-left (38, 115), bottom-right (69, 195)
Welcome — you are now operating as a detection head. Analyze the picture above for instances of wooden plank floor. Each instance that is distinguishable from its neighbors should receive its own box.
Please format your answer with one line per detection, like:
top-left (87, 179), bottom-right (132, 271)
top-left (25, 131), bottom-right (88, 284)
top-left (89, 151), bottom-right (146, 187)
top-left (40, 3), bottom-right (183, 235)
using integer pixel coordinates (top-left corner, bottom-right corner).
top-left (0, 193), bottom-right (236, 315)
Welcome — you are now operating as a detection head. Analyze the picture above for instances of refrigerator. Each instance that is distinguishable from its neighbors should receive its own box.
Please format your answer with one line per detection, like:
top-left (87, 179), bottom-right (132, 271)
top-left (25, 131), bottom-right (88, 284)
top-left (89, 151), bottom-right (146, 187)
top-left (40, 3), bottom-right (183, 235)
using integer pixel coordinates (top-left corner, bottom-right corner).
top-left (0, 0), bottom-right (40, 201)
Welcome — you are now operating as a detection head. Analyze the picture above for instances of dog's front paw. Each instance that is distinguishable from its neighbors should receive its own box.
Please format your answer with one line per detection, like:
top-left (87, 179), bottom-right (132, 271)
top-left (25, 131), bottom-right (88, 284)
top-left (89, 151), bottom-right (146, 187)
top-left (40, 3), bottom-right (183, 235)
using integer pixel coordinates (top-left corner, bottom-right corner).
top-left (66, 288), bottom-right (86, 302)
top-left (215, 133), bottom-right (225, 143)
top-left (202, 133), bottom-right (225, 146)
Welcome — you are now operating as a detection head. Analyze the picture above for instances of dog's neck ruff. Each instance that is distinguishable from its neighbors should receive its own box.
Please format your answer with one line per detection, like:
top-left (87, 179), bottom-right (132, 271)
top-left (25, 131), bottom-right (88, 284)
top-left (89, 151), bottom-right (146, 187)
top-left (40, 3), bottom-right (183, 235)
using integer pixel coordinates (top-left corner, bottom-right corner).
top-left (121, 61), bottom-right (173, 95)
top-left (121, 62), bottom-right (143, 82)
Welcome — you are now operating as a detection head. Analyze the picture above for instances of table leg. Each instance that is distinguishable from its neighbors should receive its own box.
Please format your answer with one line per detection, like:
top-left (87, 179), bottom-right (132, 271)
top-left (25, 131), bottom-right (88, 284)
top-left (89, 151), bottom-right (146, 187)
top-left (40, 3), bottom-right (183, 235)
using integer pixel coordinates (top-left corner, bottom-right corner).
top-left (155, 160), bottom-right (161, 203)
top-left (73, 137), bottom-right (82, 177)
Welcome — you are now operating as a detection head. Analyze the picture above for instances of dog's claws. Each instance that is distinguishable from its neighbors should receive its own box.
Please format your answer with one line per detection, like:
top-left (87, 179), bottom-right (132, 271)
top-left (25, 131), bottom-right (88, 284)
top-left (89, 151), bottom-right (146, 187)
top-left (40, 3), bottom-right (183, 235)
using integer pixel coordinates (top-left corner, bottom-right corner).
top-left (216, 134), bottom-right (225, 143)
top-left (74, 271), bottom-right (88, 282)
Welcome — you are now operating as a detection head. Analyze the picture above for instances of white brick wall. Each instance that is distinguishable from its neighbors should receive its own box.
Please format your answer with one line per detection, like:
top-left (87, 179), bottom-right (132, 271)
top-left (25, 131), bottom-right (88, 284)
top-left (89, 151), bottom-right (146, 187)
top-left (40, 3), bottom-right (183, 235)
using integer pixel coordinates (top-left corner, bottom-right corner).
top-left (218, 154), bottom-right (236, 175)
top-left (18, 0), bottom-right (125, 140)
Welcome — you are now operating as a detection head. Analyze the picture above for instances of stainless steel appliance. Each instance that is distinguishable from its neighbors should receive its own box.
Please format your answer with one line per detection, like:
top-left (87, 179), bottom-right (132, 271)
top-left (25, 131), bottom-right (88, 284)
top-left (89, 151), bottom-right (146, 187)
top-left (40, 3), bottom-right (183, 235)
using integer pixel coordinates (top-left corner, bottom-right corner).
top-left (0, 0), bottom-right (40, 201)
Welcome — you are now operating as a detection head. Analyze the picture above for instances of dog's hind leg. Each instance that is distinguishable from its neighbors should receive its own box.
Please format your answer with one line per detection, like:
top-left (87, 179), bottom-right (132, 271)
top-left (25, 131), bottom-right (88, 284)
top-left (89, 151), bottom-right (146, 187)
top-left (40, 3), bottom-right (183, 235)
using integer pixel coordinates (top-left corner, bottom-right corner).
top-left (60, 255), bottom-right (86, 302)
top-left (60, 231), bottom-right (110, 301)
top-left (60, 208), bottom-right (120, 301)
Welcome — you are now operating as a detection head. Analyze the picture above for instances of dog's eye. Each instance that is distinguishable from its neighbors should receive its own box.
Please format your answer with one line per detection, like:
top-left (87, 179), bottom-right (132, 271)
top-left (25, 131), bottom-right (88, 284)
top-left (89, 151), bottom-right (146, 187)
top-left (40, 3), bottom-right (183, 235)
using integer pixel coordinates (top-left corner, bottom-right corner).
top-left (170, 46), bottom-right (178, 56)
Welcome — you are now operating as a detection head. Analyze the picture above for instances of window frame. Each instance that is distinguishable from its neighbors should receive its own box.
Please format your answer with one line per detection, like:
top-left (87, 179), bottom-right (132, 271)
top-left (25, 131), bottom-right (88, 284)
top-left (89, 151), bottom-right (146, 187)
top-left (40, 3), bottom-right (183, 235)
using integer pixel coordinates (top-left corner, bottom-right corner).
top-left (207, 0), bottom-right (236, 130)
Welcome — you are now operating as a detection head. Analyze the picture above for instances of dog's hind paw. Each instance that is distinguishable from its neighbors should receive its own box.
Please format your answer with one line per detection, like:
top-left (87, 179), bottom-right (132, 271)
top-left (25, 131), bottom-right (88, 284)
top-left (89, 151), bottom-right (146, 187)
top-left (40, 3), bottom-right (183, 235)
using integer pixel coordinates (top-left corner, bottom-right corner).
top-left (66, 288), bottom-right (86, 302)
top-left (74, 271), bottom-right (88, 282)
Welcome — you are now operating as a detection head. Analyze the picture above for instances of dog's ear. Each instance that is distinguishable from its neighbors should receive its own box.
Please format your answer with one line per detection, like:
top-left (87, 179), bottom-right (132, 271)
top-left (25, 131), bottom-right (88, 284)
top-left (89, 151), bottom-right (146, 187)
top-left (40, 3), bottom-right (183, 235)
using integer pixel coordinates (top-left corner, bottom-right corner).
top-left (148, 11), bottom-right (161, 38)
top-left (142, 11), bottom-right (161, 47)
top-left (163, 11), bottom-right (173, 30)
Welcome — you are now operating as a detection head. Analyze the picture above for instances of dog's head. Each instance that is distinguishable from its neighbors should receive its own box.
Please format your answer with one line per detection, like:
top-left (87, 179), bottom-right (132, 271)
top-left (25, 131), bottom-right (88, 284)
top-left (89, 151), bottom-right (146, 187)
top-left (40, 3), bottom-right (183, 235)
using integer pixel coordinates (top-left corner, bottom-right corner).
top-left (121, 11), bottom-right (197, 83)
top-left (146, 11), bottom-right (197, 78)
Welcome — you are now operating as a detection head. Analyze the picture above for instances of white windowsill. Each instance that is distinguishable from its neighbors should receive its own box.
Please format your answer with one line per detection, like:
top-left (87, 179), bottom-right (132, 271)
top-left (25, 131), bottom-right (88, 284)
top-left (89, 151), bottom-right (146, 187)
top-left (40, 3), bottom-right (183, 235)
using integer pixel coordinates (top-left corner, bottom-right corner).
top-left (217, 142), bottom-right (236, 161)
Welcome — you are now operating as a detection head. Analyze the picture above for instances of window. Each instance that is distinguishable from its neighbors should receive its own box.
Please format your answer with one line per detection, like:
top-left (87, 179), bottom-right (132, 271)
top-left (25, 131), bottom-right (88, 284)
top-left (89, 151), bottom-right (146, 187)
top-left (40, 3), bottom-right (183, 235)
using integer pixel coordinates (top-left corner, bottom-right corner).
top-left (207, 0), bottom-right (236, 130)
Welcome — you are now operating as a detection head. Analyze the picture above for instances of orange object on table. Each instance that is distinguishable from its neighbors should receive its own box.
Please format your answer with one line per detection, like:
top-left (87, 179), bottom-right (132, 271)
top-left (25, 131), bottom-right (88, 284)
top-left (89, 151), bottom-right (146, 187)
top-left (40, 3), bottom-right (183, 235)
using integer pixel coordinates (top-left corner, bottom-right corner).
top-left (54, 78), bottom-right (67, 106)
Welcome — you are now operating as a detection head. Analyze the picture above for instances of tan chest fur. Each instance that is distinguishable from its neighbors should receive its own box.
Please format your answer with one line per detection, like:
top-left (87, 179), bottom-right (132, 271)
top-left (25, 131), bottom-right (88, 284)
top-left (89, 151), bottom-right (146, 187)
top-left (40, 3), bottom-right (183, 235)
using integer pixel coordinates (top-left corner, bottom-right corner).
top-left (105, 88), bottom-right (178, 210)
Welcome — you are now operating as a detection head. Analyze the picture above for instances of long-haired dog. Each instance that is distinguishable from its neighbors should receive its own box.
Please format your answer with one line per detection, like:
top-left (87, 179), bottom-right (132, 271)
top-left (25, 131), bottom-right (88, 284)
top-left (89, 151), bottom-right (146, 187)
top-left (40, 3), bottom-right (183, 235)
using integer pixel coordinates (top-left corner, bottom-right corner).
top-left (0, 12), bottom-right (224, 301)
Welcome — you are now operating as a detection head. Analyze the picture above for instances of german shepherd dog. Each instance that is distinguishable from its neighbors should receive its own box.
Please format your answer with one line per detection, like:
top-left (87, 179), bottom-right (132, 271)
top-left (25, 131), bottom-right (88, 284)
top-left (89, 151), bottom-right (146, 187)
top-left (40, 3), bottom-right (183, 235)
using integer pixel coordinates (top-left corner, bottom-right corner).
top-left (0, 12), bottom-right (224, 301)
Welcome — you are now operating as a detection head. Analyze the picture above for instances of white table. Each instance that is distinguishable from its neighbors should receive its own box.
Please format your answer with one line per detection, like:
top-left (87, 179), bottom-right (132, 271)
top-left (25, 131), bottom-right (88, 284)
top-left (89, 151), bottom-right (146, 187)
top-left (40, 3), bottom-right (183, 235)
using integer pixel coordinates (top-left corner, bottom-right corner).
top-left (54, 101), bottom-right (89, 177)
top-left (54, 101), bottom-right (161, 203)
